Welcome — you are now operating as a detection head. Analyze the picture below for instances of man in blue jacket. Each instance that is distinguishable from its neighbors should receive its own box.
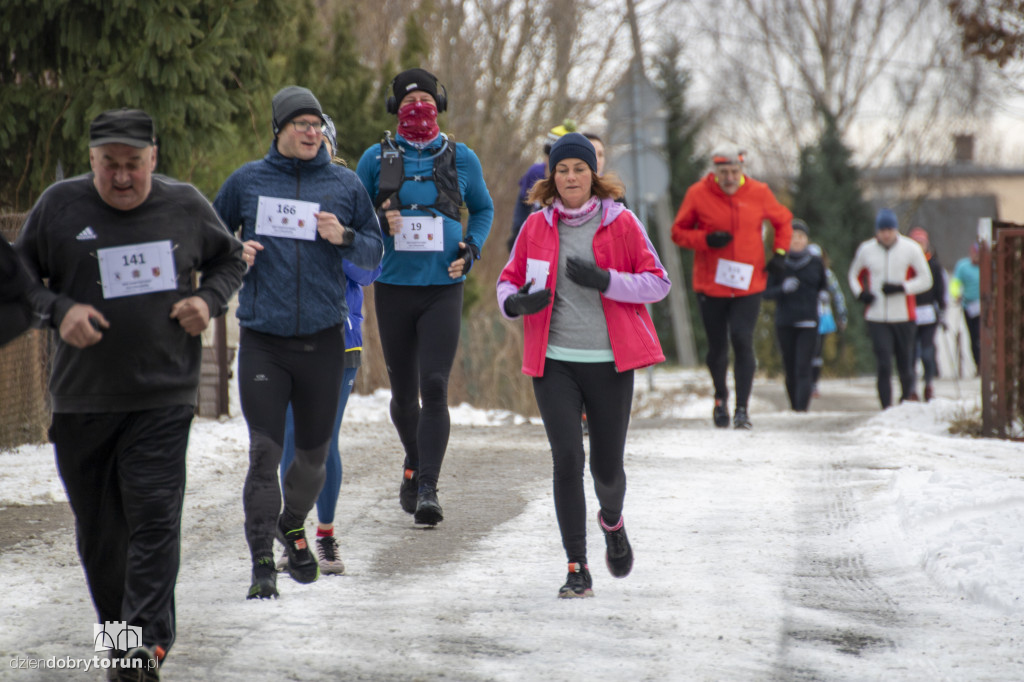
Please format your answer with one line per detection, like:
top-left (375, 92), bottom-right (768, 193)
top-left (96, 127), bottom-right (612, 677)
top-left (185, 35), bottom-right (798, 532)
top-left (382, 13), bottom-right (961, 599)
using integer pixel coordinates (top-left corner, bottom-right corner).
top-left (214, 86), bottom-right (383, 599)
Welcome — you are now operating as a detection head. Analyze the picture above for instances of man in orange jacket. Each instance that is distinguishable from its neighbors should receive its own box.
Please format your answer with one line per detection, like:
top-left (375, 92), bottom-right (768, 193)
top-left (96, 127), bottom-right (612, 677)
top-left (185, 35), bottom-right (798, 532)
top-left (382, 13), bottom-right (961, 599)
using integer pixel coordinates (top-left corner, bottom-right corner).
top-left (671, 144), bottom-right (792, 429)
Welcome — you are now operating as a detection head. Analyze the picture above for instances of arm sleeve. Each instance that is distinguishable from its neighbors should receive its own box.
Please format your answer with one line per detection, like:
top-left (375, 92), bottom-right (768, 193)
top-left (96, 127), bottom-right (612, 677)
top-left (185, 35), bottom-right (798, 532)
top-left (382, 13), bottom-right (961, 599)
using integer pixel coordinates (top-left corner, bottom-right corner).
top-left (827, 269), bottom-right (848, 324)
top-left (13, 201), bottom-right (77, 329)
top-left (459, 146), bottom-right (494, 252)
top-left (903, 245), bottom-right (934, 296)
top-left (190, 191), bottom-right (246, 317)
top-left (342, 259), bottom-right (381, 287)
top-left (338, 175), bottom-right (385, 271)
top-left (765, 193), bottom-right (793, 253)
top-left (212, 173), bottom-right (242, 237)
top-left (670, 187), bottom-right (707, 251)
top-left (848, 246), bottom-right (866, 296)
top-left (603, 215), bottom-right (671, 305)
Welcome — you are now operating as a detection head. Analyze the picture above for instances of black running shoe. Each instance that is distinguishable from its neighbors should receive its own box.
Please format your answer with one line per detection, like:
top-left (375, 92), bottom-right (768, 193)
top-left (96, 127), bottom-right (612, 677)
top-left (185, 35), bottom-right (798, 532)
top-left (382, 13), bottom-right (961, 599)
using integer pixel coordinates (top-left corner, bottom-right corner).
top-left (400, 468), bottom-right (418, 514)
top-left (558, 562), bottom-right (594, 598)
top-left (276, 517), bottom-right (320, 584)
top-left (247, 556), bottom-right (279, 599)
top-left (599, 513), bottom-right (634, 578)
top-left (713, 399), bottom-right (729, 428)
top-left (114, 646), bottom-right (162, 681)
top-left (414, 487), bottom-right (443, 525)
top-left (733, 406), bottom-right (752, 430)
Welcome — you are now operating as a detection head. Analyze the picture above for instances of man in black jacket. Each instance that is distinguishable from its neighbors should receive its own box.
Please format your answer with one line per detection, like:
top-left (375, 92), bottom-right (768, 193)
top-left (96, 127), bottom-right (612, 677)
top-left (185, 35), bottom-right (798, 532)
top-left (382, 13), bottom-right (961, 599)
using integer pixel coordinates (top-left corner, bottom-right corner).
top-left (0, 238), bottom-right (35, 346)
top-left (15, 108), bottom-right (245, 680)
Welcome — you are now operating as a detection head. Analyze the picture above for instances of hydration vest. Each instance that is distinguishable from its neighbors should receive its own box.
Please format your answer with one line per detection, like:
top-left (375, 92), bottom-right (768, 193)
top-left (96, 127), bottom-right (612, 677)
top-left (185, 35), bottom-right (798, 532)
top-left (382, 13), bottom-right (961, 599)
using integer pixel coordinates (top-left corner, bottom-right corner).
top-left (373, 132), bottom-right (463, 222)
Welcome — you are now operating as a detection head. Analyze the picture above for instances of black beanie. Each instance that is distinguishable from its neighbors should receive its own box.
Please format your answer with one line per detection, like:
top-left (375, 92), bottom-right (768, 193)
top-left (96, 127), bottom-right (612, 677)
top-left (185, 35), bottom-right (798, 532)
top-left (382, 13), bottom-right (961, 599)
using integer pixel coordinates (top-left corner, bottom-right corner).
top-left (392, 69), bottom-right (439, 104)
top-left (548, 133), bottom-right (598, 173)
top-left (272, 86), bottom-right (323, 134)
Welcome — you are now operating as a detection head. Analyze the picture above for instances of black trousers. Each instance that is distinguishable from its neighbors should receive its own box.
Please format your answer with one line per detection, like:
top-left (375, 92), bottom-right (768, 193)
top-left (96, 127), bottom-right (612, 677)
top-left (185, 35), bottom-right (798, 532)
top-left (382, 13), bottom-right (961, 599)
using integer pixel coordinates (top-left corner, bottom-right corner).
top-left (697, 293), bottom-right (762, 409)
top-left (776, 325), bottom-right (818, 411)
top-left (915, 322), bottom-right (939, 385)
top-left (374, 281), bottom-right (463, 491)
top-left (867, 321), bottom-right (917, 408)
top-left (533, 359), bottom-right (633, 564)
top-left (964, 311), bottom-right (981, 369)
top-left (238, 325), bottom-right (344, 559)
top-left (50, 405), bottom-right (194, 654)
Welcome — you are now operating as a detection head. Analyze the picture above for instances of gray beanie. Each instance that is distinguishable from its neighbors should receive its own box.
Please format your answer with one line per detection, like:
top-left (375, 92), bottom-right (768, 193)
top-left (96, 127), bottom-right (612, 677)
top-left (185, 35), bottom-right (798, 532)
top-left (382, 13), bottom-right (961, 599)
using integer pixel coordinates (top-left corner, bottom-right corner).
top-left (272, 86), bottom-right (323, 135)
top-left (548, 133), bottom-right (598, 173)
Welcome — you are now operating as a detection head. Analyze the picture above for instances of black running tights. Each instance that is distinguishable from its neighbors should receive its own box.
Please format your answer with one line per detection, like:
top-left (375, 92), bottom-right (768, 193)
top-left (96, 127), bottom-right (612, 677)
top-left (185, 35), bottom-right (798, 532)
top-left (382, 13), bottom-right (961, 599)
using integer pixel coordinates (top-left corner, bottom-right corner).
top-left (532, 359), bottom-right (633, 565)
top-left (238, 325), bottom-right (344, 559)
top-left (698, 293), bottom-right (762, 409)
top-left (374, 281), bottom-right (463, 491)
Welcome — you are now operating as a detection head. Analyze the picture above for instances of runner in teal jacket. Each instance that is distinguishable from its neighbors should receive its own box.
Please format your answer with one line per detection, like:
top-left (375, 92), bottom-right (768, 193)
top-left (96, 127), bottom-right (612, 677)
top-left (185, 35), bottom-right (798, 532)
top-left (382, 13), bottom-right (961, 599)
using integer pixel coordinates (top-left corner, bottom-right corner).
top-left (355, 68), bottom-right (494, 526)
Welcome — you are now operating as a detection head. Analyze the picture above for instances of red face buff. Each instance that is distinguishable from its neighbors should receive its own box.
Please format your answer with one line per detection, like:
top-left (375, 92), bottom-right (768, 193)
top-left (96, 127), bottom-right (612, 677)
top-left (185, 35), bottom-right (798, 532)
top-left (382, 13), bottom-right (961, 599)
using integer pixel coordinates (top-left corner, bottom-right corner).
top-left (397, 100), bottom-right (439, 144)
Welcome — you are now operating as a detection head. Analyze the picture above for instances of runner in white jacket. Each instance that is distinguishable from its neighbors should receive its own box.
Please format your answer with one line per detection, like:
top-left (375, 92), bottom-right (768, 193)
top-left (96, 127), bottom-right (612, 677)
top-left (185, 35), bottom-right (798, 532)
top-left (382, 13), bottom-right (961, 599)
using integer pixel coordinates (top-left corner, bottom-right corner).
top-left (848, 209), bottom-right (933, 407)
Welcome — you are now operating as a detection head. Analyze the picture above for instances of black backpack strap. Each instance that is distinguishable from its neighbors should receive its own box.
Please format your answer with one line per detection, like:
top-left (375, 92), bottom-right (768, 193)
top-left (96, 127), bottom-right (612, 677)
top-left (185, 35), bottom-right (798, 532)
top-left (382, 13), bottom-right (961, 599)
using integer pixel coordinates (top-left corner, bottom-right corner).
top-left (373, 132), bottom-right (403, 210)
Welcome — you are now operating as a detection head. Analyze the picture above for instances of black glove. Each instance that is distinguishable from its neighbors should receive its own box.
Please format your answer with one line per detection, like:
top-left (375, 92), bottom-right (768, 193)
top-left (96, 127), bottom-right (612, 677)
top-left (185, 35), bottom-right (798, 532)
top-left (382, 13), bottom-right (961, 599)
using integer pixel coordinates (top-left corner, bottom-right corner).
top-left (706, 231), bottom-right (733, 248)
top-left (766, 252), bottom-right (786, 277)
top-left (504, 282), bottom-right (552, 317)
top-left (456, 242), bottom-right (480, 275)
top-left (881, 282), bottom-right (904, 295)
top-left (565, 256), bottom-right (611, 292)
top-left (858, 290), bottom-right (876, 305)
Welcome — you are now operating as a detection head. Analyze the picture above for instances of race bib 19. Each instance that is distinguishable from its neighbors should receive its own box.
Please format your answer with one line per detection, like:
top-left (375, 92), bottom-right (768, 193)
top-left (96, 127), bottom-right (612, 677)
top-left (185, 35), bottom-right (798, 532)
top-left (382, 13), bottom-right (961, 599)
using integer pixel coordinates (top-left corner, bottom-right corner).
top-left (394, 216), bottom-right (444, 252)
top-left (97, 240), bottom-right (178, 299)
top-left (256, 196), bottom-right (319, 241)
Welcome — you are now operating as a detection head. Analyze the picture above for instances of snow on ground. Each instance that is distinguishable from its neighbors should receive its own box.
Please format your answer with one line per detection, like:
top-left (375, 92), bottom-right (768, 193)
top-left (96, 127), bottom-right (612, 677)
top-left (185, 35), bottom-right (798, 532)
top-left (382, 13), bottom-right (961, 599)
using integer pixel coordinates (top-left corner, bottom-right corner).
top-left (1, 369), bottom-right (1023, 681)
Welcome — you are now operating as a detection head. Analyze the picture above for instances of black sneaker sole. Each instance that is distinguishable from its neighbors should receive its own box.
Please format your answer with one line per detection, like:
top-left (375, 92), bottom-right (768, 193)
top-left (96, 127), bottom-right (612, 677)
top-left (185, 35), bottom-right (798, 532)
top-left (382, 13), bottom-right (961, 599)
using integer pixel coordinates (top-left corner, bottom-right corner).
top-left (414, 502), bottom-right (443, 525)
top-left (247, 582), bottom-right (279, 599)
top-left (557, 587), bottom-right (595, 598)
top-left (276, 522), bottom-right (320, 584)
top-left (286, 561), bottom-right (320, 584)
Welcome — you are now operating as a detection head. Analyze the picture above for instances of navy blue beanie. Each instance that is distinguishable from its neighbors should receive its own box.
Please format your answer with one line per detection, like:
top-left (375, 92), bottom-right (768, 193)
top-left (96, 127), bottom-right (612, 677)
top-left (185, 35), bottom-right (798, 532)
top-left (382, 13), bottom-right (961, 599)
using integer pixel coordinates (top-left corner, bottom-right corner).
top-left (548, 133), bottom-right (598, 173)
top-left (875, 208), bottom-right (898, 231)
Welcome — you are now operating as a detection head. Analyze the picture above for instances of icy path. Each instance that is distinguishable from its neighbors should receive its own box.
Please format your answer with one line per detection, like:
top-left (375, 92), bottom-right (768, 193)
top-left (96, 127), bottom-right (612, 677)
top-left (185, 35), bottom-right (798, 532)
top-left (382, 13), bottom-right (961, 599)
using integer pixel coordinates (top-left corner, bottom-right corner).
top-left (1, 374), bottom-right (1022, 681)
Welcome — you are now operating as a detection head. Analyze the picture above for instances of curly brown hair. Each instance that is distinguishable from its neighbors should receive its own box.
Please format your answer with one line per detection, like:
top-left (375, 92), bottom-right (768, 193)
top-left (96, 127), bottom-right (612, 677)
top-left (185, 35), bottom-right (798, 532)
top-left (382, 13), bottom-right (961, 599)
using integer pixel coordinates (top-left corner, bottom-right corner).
top-left (526, 169), bottom-right (626, 207)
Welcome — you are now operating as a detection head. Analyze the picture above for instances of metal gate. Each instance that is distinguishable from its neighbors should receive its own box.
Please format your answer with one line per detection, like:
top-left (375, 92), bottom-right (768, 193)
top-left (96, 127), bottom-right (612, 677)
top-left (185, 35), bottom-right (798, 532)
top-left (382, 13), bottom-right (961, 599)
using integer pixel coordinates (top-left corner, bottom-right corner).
top-left (979, 220), bottom-right (1024, 440)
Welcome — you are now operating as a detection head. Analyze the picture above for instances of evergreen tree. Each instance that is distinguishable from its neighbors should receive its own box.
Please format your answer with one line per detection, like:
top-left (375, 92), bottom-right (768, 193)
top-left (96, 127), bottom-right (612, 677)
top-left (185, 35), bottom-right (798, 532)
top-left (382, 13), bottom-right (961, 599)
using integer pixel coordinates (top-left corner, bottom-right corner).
top-left (0, 0), bottom-right (293, 208)
top-left (652, 37), bottom-right (709, 361)
top-left (791, 111), bottom-right (876, 374)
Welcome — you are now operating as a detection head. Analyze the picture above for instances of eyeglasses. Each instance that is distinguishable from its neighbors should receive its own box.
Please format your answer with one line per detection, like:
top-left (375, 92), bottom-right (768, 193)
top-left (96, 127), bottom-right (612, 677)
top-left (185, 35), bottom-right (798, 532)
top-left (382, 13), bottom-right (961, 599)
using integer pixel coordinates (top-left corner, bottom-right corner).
top-left (290, 120), bottom-right (324, 133)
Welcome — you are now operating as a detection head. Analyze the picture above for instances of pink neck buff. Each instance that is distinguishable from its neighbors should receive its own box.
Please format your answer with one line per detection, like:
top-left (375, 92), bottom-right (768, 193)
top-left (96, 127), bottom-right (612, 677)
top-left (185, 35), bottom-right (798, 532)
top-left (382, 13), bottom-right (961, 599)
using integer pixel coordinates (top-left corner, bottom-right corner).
top-left (553, 196), bottom-right (600, 227)
top-left (397, 100), bottom-right (440, 145)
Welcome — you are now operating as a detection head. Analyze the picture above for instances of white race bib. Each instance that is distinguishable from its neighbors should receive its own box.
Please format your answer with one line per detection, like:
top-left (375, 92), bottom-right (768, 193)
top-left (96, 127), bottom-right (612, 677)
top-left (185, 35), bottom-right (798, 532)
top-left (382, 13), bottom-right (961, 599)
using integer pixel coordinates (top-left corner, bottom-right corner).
top-left (97, 240), bottom-right (178, 299)
top-left (256, 196), bottom-right (319, 241)
top-left (394, 216), bottom-right (444, 252)
top-left (965, 299), bottom-right (981, 318)
top-left (915, 304), bottom-right (937, 325)
top-left (525, 258), bottom-right (550, 293)
top-left (714, 258), bottom-right (754, 290)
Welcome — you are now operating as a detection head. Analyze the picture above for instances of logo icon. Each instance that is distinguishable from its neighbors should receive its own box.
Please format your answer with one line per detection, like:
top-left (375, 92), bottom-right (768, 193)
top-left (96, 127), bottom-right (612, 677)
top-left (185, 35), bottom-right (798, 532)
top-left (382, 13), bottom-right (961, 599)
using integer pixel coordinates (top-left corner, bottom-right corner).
top-left (76, 226), bottom-right (98, 241)
top-left (94, 622), bottom-right (142, 652)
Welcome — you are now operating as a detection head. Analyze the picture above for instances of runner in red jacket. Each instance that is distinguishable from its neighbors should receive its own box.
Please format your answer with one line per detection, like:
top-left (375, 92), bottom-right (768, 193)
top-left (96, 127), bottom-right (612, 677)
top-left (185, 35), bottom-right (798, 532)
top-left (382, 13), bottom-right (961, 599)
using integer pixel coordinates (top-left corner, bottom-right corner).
top-left (671, 144), bottom-right (792, 429)
top-left (498, 133), bottom-right (670, 599)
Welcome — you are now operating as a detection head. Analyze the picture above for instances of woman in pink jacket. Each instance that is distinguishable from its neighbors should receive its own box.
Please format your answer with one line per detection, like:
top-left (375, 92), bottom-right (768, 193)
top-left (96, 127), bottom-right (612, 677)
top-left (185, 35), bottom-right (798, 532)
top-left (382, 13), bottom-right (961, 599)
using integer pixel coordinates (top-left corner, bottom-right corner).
top-left (497, 133), bottom-right (671, 598)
